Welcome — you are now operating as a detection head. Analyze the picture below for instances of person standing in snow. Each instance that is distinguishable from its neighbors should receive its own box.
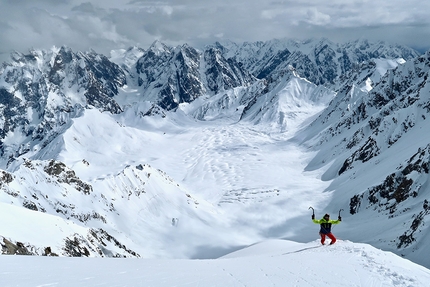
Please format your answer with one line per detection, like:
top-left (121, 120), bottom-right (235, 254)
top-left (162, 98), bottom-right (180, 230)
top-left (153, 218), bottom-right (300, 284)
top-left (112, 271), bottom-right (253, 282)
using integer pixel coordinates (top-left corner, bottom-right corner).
top-left (312, 213), bottom-right (341, 245)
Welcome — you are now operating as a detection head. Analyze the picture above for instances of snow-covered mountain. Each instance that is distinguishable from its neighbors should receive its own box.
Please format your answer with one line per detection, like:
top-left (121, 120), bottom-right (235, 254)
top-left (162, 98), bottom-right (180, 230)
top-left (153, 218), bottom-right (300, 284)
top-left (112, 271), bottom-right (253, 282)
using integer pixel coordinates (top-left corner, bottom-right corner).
top-left (110, 40), bottom-right (255, 111)
top-left (212, 38), bottom-right (419, 88)
top-left (1, 38), bottom-right (430, 274)
top-left (296, 49), bottom-right (430, 267)
top-left (0, 46), bottom-right (125, 170)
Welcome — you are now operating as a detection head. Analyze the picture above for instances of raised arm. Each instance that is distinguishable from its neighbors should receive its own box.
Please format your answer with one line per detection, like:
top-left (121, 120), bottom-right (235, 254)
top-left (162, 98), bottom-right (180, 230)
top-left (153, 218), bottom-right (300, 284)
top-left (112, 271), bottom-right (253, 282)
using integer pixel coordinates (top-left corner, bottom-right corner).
top-left (329, 219), bottom-right (341, 224)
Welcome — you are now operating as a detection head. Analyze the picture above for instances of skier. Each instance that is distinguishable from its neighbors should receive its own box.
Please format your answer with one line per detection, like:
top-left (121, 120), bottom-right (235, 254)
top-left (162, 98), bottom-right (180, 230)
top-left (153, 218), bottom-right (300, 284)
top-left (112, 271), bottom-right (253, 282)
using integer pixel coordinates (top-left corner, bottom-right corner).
top-left (312, 213), bottom-right (341, 245)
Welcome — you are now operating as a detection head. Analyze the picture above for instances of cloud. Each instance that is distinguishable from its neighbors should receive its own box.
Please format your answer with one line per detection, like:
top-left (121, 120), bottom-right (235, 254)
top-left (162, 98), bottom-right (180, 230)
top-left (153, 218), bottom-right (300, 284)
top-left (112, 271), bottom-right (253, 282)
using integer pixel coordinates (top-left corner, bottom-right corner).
top-left (305, 8), bottom-right (331, 26)
top-left (0, 0), bottom-right (429, 63)
top-left (71, 2), bottom-right (97, 14)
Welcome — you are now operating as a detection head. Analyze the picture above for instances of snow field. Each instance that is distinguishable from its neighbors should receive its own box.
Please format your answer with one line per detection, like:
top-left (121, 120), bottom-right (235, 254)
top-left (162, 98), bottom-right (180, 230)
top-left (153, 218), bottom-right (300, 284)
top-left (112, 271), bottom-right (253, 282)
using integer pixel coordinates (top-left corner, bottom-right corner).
top-left (1, 240), bottom-right (429, 287)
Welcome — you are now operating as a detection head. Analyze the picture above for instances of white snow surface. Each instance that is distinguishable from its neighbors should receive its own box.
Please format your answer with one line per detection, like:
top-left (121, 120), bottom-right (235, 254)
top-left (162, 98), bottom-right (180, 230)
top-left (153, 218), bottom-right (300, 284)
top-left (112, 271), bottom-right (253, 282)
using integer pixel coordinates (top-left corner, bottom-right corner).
top-left (2, 72), bottom-right (430, 285)
top-left (1, 240), bottom-right (430, 286)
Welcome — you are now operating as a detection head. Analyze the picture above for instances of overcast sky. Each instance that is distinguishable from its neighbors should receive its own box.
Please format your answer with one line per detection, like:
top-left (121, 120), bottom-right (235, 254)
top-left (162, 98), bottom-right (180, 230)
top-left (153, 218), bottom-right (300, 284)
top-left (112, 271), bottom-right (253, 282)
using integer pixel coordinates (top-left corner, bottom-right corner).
top-left (1, 0), bottom-right (430, 62)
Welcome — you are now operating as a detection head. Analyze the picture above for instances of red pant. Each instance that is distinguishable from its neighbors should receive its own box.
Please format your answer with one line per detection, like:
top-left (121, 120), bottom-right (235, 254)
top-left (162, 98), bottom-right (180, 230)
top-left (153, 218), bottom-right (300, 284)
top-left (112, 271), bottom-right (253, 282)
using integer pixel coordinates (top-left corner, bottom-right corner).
top-left (320, 232), bottom-right (336, 245)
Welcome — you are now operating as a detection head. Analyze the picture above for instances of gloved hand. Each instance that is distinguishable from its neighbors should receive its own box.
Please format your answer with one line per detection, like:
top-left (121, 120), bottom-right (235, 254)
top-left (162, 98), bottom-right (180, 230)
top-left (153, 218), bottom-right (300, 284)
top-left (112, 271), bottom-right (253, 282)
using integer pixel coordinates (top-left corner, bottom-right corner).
top-left (312, 214), bottom-right (315, 220)
top-left (338, 216), bottom-right (342, 221)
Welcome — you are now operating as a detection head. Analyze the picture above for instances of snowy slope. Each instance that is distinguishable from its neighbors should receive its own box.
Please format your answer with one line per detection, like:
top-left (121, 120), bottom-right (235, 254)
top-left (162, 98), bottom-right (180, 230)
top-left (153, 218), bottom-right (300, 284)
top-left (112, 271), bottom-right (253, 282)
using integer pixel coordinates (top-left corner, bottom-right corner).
top-left (0, 95), bottom-right (335, 260)
top-left (2, 38), bottom-right (430, 274)
top-left (1, 240), bottom-right (430, 287)
top-left (295, 50), bottom-right (430, 268)
top-left (0, 156), bottom-right (224, 258)
top-left (239, 71), bottom-right (335, 132)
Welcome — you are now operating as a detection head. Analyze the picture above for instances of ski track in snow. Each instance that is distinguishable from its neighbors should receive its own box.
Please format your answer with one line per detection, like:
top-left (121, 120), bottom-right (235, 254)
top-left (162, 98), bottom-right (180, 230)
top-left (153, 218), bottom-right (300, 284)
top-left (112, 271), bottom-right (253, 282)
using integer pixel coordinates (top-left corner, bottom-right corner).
top-left (182, 123), bottom-right (327, 203)
top-left (1, 240), bottom-right (429, 287)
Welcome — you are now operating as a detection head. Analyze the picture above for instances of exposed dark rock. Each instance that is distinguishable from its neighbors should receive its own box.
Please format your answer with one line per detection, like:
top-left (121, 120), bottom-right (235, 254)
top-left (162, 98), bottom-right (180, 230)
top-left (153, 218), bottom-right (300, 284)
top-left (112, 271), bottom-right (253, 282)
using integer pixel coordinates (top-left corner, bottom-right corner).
top-left (23, 200), bottom-right (38, 211)
top-left (88, 228), bottom-right (140, 258)
top-left (349, 145), bottom-right (430, 215)
top-left (64, 236), bottom-right (91, 257)
top-left (256, 49), bottom-right (291, 79)
top-left (349, 194), bottom-right (363, 215)
top-left (339, 138), bottom-right (380, 175)
top-left (44, 160), bottom-right (93, 194)
top-left (43, 246), bottom-right (59, 256)
top-left (398, 199), bottom-right (430, 248)
top-left (0, 170), bottom-right (13, 186)
top-left (1, 238), bottom-right (33, 255)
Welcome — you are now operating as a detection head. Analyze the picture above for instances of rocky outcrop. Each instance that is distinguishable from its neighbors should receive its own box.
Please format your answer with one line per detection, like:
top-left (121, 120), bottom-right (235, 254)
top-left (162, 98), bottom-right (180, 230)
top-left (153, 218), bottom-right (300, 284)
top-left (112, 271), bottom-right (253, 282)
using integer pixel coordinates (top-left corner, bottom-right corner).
top-left (1, 237), bottom-right (33, 255)
top-left (135, 42), bottom-right (254, 110)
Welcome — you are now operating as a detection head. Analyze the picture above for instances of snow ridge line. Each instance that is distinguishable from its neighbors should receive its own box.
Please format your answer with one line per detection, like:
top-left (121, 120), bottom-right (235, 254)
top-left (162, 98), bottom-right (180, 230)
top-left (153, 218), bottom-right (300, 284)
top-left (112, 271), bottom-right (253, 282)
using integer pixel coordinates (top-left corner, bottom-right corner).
top-left (280, 245), bottom-right (322, 255)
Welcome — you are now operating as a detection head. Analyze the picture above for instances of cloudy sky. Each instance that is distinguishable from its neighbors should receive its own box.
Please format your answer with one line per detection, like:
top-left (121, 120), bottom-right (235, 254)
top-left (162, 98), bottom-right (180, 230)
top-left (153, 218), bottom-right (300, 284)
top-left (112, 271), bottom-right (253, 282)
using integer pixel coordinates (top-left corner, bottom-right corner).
top-left (1, 0), bottom-right (430, 62)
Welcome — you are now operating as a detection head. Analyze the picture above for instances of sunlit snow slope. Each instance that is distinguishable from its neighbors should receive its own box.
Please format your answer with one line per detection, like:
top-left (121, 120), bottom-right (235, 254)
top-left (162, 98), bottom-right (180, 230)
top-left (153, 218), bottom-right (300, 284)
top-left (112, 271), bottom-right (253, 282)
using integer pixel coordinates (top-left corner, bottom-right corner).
top-left (1, 240), bottom-right (430, 287)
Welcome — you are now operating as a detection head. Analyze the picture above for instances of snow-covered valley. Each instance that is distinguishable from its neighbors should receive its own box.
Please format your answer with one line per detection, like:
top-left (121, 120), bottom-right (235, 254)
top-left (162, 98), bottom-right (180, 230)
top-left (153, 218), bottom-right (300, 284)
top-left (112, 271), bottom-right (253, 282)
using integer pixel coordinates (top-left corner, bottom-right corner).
top-left (1, 38), bottom-right (430, 285)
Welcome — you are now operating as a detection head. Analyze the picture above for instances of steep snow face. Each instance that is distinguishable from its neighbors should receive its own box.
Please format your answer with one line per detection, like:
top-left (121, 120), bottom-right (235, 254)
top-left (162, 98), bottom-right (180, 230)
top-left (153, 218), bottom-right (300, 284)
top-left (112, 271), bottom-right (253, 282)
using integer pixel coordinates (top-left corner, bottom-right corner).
top-left (304, 51), bottom-right (430, 172)
top-left (2, 240), bottom-right (430, 287)
top-left (337, 58), bottom-right (406, 93)
top-left (297, 50), bottom-right (430, 267)
top-left (239, 72), bottom-right (335, 133)
top-left (0, 46), bottom-right (126, 169)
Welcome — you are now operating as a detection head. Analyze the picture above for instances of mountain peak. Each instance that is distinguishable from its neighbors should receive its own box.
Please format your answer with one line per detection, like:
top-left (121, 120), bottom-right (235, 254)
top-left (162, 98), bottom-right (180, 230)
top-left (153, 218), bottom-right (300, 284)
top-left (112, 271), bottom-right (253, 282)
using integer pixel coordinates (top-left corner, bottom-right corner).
top-left (148, 40), bottom-right (171, 55)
